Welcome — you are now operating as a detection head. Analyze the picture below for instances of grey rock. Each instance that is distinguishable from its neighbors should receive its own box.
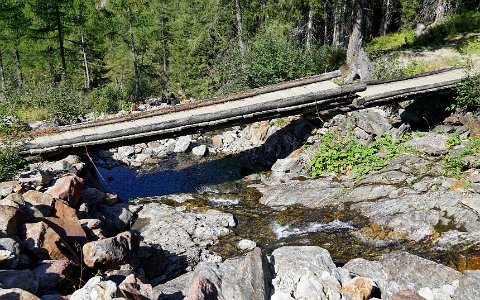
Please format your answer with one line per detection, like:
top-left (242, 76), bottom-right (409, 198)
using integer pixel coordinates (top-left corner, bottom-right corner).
top-left (0, 269), bottom-right (39, 294)
top-left (257, 176), bottom-right (345, 208)
top-left (132, 203), bottom-right (235, 279)
top-left (38, 155), bottom-right (85, 176)
top-left (453, 271), bottom-right (480, 300)
top-left (185, 248), bottom-right (270, 300)
top-left (0, 181), bottom-right (20, 198)
top-left (352, 108), bottom-right (392, 136)
top-left (70, 276), bottom-right (118, 300)
top-left (117, 146), bottom-right (136, 158)
top-left (0, 288), bottom-right (41, 299)
top-left (174, 136), bottom-right (191, 153)
top-left (0, 237), bottom-right (22, 269)
top-left (270, 246), bottom-right (340, 300)
top-left (17, 170), bottom-right (51, 186)
top-left (81, 188), bottom-right (106, 206)
top-left (405, 133), bottom-right (449, 155)
top-left (344, 251), bottom-right (462, 299)
top-left (237, 239), bottom-right (256, 251)
top-left (192, 145), bottom-right (207, 156)
top-left (0, 205), bottom-right (25, 237)
top-left (99, 203), bottom-right (136, 233)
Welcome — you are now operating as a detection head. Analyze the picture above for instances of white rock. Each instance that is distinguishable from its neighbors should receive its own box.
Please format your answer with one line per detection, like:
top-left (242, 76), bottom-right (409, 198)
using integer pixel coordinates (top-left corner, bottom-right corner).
top-left (174, 136), bottom-right (191, 153)
top-left (192, 145), bottom-right (207, 156)
top-left (237, 239), bottom-right (256, 251)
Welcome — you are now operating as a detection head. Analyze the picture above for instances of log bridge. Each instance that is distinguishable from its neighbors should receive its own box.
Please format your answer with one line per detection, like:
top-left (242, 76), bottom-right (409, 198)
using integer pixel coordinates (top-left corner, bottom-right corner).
top-left (21, 68), bottom-right (465, 155)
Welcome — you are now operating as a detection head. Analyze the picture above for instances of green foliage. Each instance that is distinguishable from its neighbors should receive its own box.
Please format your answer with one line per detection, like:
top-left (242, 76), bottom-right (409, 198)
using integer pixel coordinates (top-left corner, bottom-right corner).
top-left (443, 137), bottom-right (480, 177)
top-left (0, 143), bottom-right (25, 182)
top-left (366, 31), bottom-right (416, 53)
top-left (455, 72), bottom-right (480, 108)
top-left (309, 133), bottom-right (411, 178)
top-left (460, 37), bottom-right (480, 55)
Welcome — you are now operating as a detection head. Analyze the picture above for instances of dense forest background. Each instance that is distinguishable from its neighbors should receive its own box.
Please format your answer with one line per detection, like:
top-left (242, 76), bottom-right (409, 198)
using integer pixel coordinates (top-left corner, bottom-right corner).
top-left (0, 0), bottom-right (478, 122)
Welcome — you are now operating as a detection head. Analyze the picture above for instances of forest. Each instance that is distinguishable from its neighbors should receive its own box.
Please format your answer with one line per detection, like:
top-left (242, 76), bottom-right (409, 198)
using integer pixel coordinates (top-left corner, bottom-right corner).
top-left (0, 0), bottom-right (479, 123)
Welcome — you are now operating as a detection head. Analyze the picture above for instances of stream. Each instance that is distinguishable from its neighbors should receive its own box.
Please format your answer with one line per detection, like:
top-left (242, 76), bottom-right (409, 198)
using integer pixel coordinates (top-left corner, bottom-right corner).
top-left (95, 151), bottom-right (477, 270)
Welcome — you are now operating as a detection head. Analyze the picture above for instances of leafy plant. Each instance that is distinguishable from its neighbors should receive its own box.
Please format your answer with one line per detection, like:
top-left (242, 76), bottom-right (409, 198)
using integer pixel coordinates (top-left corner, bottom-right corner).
top-left (309, 133), bottom-right (411, 178)
top-left (455, 72), bottom-right (480, 108)
top-left (443, 137), bottom-right (480, 177)
top-left (0, 143), bottom-right (25, 182)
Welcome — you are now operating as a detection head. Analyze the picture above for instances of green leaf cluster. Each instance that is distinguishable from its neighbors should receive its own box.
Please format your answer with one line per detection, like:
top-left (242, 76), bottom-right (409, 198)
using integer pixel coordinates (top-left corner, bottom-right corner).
top-left (309, 133), bottom-right (410, 178)
top-left (0, 143), bottom-right (25, 182)
top-left (443, 137), bottom-right (480, 177)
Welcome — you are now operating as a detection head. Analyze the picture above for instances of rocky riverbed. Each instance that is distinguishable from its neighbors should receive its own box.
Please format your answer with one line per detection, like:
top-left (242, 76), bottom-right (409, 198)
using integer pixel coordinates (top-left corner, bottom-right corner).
top-left (1, 99), bottom-right (480, 299)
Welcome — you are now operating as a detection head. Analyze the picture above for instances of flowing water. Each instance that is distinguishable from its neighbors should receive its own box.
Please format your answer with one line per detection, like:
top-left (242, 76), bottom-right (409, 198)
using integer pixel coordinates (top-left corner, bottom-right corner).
top-left (96, 152), bottom-right (480, 270)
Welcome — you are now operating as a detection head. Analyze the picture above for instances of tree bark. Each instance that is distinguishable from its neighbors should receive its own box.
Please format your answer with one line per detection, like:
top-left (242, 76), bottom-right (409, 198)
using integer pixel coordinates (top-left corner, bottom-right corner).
top-left (80, 35), bottom-right (91, 90)
top-left (0, 50), bottom-right (6, 96)
top-left (161, 17), bottom-right (168, 74)
top-left (55, 5), bottom-right (67, 78)
top-left (306, 6), bottom-right (314, 49)
top-left (127, 5), bottom-right (140, 98)
top-left (346, 0), bottom-right (370, 82)
top-left (235, 0), bottom-right (246, 57)
top-left (258, 0), bottom-right (267, 29)
top-left (332, 0), bottom-right (346, 47)
top-left (13, 49), bottom-right (23, 89)
top-left (380, 0), bottom-right (395, 35)
top-left (434, 0), bottom-right (449, 24)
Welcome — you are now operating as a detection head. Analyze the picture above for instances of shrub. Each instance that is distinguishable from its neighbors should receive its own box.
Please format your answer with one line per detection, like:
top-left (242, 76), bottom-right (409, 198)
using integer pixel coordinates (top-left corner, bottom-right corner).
top-left (455, 72), bottom-right (480, 108)
top-left (366, 31), bottom-right (416, 53)
top-left (0, 143), bottom-right (25, 182)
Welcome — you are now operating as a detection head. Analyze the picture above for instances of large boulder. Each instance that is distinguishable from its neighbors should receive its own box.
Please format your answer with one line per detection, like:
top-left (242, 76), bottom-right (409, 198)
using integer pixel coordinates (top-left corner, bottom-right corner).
top-left (34, 260), bottom-right (79, 292)
top-left (23, 221), bottom-right (79, 262)
top-left (270, 246), bottom-right (341, 300)
top-left (42, 200), bottom-right (87, 243)
top-left (0, 181), bottom-right (21, 198)
top-left (118, 274), bottom-right (153, 300)
top-left (82, 231), bottom-right (140, 269)
top-left (0, 205), bottom-right (26, 237)
top-left (184, 247), bottom-right (270, 300)
top-left (453, 271), bottom-right (480, 300)
top-left (344, 251), bottom-right (462, 299)
top-left (404, 133), bottom-right (449, 155)
top-left (0, 269), bottom-right (39, 294)
top-left (70, 276), bottom-right (118, 300)
top-left (22, 190), bottom-right (55, 217)
top-left (46, 175), bottom-right (84, 206)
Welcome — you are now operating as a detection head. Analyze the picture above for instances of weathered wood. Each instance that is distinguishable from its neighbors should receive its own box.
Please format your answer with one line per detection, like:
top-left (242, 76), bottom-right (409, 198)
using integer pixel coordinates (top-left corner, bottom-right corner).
top-left (365, 67), bottom-right (461, 86)
top-left (54, 70), bottom-right (342, 133)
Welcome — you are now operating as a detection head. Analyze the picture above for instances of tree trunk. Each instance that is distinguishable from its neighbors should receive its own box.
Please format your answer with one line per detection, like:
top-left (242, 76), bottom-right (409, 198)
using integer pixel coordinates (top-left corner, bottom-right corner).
top-left (235, 0), bottom-right (246, 57)
top-left (55, 5), bottom-right (67, 78)
top-left (306, 6), bottom-right (314, 49)
top-left (0, 50), bottom-right (6, 96)
top-left (80, 35), bottom-right (91, 90)
top-left (332, 0), bottom-right (346, 47)
top-left (13, 50), bottom-right (23, 89)
top-left (346, 0), bottom-right (370, 82)
top-left (434, 0), bottom-right (449, 24)
top-left (258, 0), bottom-right (267, 29)
top-left (161, 17), bottom-right (168, 74)
top-left (380, 0), bottom-right (395, 35)
top-left (127, 5), bottom-right (140, 99)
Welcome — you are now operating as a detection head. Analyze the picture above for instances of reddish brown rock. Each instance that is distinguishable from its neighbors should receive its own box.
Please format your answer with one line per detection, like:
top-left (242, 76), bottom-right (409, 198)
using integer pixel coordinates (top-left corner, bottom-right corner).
top-left (41, 200), bottom-right (87, 244)
top-left (0, 205), bottom-right (26, 237)
top-left (341, 277), bottom-right (373, 300)
top-left (0, 288), bottom-right (41, 300)
top-left (464, 113), bottom-right (480, 138)
top-left (82, 231), bottom-right (139, 269)
top-left (79, 219), bottom-right (102, 230)
top-left (46, 175), bottom-right (84, 207)
top-left (22, 190), bottom-right (55, 217)
top-left (34, 260), bottom-right (79, 292)
top-left (390, 290), bottom-right (427, 300)
top-left (23, 221), bottom-right (79, 263)
top-left (118, 274), bottom-right (153, 300)
top-left (186, 277), bottom-right (218, 300)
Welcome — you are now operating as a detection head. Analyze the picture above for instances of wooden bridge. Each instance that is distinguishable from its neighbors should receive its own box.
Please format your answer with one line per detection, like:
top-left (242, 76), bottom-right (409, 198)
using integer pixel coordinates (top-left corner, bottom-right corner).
top-left (21, 68), bottom-right (465, 155)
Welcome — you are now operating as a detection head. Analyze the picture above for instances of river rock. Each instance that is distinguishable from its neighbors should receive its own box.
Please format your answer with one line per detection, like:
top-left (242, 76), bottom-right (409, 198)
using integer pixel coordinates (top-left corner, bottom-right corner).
top-left (340, 277), bottom-right (373, 300)
top-left (138, 243), bottom-right (167, 281)
top-left (81, 188), bottom-right (106, 205)
top-left (211, 135), bottom-right (223, 148)
top-left (192, 145), bottom-right (207, 156)
top-left (185, 247), bottom-right (269, 300)
top-left (174, 136), bottom-right (191, 153)
top-left (237, 239), bottom-right (256, 251)
top-left (132, 203), bottom-right (235, 279)
top-left (34, 260), bottom-right (78, 292)
top-left (452, 270), bottom-right (480, 300)
top-left (82, 231), bottom-right (140, 269)
top-left (0, 181), bottom-right (20, 198)
top-left (404, 133), bottom-right (449, 155)
top-left (344, 251), bottom-right (462, 298)
top-left (0, 205), bottom-right (26, 237)
top-left (70, 276), bottom-right (118, 300)
top-left (23, 221), bottom-right (78, 262)
top-left (46, 175), bottom-right (84, 206)
top-left (391, 290), bottom-right (427, 300)
top-left (270, 246), bottom-right (340, 300)
top-left (17, 170), bottom-right (51, 187)
top-left (0, 269), bottom-right (39, 294)
top-left (42, 200), bottom-right (87, 243)
top-left (257, 176), bottom-right (345, 208)
top-left (99, 203), bottom-right (137, 233)
top-left (118, 274), bottom-right (153, 300)
top-left (37, 155), bottom-right (85, 176)
top-left (22, 190), bottom-right (55, 217)
top-left (0, 288), bottom-right (41, 300)
top-left (0, 237), bottom-right (22, 269)
top-left (117, 146), bottom-right (136, 158)
top-left (463, 112), bottom-right (480, 138)
top-left (352, 108), bottom-right (392, 136)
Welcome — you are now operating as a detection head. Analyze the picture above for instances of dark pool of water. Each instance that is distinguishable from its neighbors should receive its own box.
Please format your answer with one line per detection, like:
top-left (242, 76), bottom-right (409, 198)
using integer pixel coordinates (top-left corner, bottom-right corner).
top-left (96, 155), bottom-right (244, 200)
